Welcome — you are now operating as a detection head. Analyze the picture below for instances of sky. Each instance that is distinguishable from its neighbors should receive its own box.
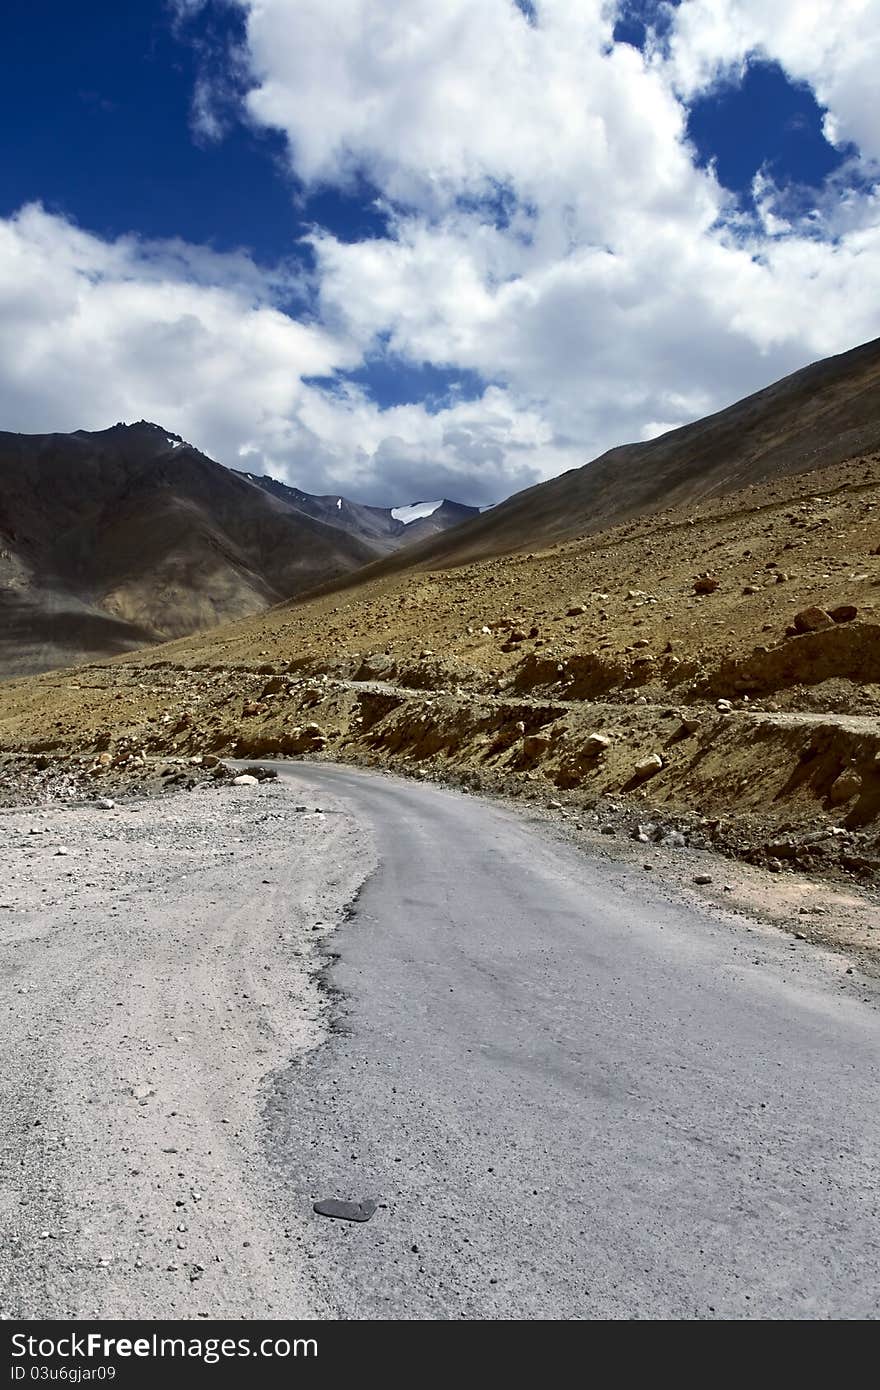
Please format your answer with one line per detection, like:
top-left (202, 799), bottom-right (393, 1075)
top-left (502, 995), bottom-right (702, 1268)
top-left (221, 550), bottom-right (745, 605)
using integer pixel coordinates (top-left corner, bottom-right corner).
top-left (1, 0), bottom-right (878, 506)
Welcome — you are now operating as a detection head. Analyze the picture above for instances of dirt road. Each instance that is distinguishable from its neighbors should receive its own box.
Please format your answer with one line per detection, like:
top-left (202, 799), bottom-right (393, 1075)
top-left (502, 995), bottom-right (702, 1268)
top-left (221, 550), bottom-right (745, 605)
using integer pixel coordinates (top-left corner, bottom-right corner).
top-left (0, 780), bottom-right (373, 1317)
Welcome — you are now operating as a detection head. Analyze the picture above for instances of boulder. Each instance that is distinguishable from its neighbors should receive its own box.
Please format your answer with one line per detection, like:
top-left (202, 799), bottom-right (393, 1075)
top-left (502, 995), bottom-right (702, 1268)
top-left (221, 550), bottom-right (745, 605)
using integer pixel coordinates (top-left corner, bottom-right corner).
top-left (793, 606), bottom-right (833, 633)
top-left (584, 733), bottom-right (611, 756)
top-left (693, 575), bottom-right (720, 594)
top-left (829, 768), bottom-right (862, 804)
top-left (828, 604), bottom-right (858, 624)
top-left (232, 774), bottom-right (259, 786)
top-left (522, 735), bottom-right (550, 758)
top-left (632, 754), bottom-right (663, 780)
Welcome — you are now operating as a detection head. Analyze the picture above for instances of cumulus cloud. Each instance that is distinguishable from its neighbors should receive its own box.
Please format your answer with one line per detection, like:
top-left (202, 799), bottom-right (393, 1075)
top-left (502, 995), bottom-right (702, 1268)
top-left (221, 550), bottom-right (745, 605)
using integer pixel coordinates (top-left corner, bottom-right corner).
top-left (237, 0), bottom-right (880, 465)
top-left (0, 204), bottom-right (545, 504)
top-left (666, 0), bottom-right (880, 163)
top-left (2, 0), bottom-right (879, 505)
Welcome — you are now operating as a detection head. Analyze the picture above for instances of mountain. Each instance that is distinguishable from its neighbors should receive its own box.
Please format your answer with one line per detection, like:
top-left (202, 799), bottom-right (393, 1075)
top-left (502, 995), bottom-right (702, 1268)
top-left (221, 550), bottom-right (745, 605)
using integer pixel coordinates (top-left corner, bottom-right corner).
top-left (331, 335), bottom-right (880, 582)
top-left (0, 422), bottom-right (383, 677)
top-left (0, 422), bottom-right (482, 678)
top-left (233, 470), bottom-right (479, 551)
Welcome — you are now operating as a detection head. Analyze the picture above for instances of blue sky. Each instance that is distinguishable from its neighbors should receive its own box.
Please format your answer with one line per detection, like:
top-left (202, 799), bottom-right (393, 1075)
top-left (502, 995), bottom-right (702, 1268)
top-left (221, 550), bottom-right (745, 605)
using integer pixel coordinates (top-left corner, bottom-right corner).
top-left (1, 0), bottom-right (877, 503)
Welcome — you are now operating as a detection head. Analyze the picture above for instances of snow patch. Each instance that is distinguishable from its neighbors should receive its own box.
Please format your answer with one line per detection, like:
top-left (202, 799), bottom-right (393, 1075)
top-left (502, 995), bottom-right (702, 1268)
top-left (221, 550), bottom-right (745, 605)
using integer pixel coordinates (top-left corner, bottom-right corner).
top-left (391, 500), bottom-right (444, 524)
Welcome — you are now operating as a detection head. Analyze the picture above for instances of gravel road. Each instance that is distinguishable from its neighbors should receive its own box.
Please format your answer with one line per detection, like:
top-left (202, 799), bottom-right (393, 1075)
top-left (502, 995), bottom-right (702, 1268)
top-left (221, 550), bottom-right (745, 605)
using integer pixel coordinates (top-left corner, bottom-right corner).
top-left (0, 780), bottom-right (373, 1318)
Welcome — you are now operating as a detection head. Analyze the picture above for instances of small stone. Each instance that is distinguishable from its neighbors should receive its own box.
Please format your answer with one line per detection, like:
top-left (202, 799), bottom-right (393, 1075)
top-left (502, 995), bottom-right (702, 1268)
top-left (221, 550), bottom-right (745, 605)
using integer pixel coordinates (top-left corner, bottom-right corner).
top-left (96, 798), bottom-right (115, 810)
top-left (232, 775), bottom-right (259, 786)
top-left (693, 874), bottom-right (713, 885)
top-left (313, 1198), bottom-right (377, 1223)
top-left (693, 574), bottom-right (720, 594)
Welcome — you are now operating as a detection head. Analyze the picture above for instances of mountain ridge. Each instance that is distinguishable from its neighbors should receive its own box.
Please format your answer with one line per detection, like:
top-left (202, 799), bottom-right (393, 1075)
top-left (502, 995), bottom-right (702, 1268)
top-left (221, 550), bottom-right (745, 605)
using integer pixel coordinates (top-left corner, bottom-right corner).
top-left (0, 420), bottom-right (481, 677)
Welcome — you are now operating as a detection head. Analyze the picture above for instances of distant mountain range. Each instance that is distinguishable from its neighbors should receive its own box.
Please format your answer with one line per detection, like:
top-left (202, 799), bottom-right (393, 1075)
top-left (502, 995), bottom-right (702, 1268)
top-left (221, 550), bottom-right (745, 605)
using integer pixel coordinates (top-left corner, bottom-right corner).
top-left (0, 422), bottom-right (478, 677)
top-left (233, 470), bottom-right (478, 551)
top-left (4, 335), bottom-right (879, 680)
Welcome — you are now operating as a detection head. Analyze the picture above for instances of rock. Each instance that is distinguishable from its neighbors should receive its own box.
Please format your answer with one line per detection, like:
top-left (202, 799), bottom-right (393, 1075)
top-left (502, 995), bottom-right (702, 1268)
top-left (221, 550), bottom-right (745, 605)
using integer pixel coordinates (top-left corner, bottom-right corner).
top-left (829, 768), bottom-right (863, 804)
top-left (600, 825), bottom-right (615, 836)
top-left (55, 847), bottom-right (69, 857)
top-left (680, 717), bottom-right (702, 735)
top-left (522, 734), bottom-right (550, 758)
top-left (357, 652), bottom-right (397, 680)
top-left (242, 765), bottom-right (278, 781)
top-left (693, 874), bottom-right (713, 885)
top-left (693, 574), bottom-right (720, 594)
top-left (661, 829), bottom-right (687, 849)
top-left (260, 676), bottom-right (287, 697)
top-left (566, 604), bottom-right (586, 616)
top-left (716, 699), bottom-right (733, 713)
top-left (793, 606), bottom-right (833, 633)
top-left (96, 798), bottom-right (115, 810)
top-left (632, 754), bottom-right (663, 780)
top-left (828, 604), bottom-right (858, 623)
top-left (313, 1198), bottom-right (377, 1223)
top-left (584, 733), bottom-right (611, 756)
top-left (232, 775), bottom-right (259, 786)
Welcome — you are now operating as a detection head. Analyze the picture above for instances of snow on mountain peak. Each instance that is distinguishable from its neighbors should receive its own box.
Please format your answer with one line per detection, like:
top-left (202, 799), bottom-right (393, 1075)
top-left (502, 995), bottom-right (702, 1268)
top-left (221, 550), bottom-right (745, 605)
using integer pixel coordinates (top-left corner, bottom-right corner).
top-left (391, 500), bottom-right (443, 524)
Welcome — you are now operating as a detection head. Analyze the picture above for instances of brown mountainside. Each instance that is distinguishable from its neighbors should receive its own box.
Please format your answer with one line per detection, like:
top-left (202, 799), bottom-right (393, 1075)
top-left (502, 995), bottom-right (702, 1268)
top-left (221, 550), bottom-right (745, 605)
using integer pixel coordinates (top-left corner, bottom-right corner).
top-left (0, 422), bottom-right (381, 676)
top-left (329, 335), bottom-right (880, 585)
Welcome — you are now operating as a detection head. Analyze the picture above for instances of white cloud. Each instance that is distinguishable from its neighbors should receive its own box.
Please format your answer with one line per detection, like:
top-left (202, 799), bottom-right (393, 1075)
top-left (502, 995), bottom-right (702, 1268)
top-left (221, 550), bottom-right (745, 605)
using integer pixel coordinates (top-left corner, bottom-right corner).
top-left (0, 203), bottom-right (545, 504)
top-left (2, 0), bottom-right (880, 508)
top-left (256, 0), bottom-right (880, 464)
top-left (666, 0), bottom-right (880, 163)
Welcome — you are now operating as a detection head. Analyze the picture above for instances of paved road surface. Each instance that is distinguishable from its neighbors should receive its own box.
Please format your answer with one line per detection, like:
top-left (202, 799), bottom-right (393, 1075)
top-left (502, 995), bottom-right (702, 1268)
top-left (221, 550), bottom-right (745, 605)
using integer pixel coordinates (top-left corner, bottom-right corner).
top-left (271, 762), bottom-right (880, 1320)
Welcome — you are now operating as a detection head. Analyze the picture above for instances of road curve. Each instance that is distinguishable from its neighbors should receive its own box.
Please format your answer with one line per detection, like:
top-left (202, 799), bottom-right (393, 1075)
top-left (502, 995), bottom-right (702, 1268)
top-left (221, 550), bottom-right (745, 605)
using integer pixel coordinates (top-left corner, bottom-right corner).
top-left (271, 762), bottom-right (880, 1320)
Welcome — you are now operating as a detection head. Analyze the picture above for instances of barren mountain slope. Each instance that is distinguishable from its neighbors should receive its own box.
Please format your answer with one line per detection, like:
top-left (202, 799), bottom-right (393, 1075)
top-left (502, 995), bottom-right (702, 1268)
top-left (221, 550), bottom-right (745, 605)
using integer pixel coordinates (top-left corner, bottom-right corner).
top-left (320, 335), bottom-right (880, 585)
top-left (1, 445), bottom-right (878, 901)
top-left (0, 423), bottom-right (382, 676)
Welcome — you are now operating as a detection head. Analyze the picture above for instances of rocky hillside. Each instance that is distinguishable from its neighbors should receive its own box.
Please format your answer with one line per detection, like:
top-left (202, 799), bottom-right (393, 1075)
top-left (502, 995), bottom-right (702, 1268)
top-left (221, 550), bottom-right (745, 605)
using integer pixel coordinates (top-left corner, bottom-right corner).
top-left (1, 442), bottom-right (878, 906)
top-left (0, 423), bottom-right (385, 677)
top-left (0, 422), bottom-right (483, 678)
top-left (333, 335), bottom-right (880, 581)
